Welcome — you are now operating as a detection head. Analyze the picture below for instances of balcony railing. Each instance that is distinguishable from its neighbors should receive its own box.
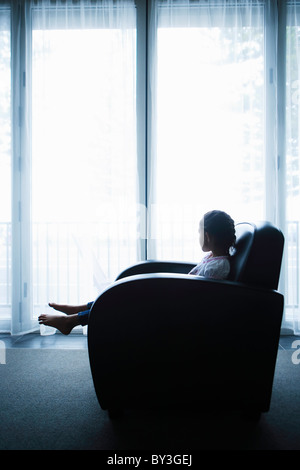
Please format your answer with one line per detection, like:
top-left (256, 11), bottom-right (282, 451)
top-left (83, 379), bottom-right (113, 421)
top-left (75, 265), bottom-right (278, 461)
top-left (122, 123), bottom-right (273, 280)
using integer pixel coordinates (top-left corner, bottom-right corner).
top-left (0, 222), bottom-right (11, 310)
top-left (0, 221), bottom-right (138, 319)
top-left (0, 220), bottom-right (299, 321)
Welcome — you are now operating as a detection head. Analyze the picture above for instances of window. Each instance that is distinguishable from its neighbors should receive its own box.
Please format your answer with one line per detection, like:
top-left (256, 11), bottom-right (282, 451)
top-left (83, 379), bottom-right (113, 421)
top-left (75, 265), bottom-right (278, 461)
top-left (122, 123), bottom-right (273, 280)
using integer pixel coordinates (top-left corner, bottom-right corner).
top-left (149, 1), bottom-right (265, 262)
top-left (31, 8), bottom-right (138, 319)
top-left (2, 0), bottom-right (300, 334)
top-left (286, 1), bottom-right (300, 331)
top-left (6, 0), bottom-right (139, 334)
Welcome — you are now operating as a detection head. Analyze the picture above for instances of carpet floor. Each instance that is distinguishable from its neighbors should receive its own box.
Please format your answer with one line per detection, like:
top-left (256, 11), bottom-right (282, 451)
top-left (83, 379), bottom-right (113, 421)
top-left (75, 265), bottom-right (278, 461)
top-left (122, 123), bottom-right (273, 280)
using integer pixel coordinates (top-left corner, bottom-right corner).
top-left (0, 347), bottom-right (299, 450)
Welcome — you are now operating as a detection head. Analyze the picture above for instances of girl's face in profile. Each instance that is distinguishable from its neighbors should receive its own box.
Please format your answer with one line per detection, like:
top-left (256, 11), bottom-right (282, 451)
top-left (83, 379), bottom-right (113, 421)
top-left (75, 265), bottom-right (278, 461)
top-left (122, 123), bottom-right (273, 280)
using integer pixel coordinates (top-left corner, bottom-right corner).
top-left (198, 218), bottom-right (209, 252)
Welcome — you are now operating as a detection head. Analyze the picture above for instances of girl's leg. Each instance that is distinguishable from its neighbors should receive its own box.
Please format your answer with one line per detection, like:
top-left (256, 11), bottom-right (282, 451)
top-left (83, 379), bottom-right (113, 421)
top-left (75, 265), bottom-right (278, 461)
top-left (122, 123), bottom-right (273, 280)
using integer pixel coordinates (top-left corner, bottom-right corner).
top-left (77, 301), bottom-right (94, 326)
top-left (48, 302), bottom-right (90, 315)
top-left (38, 302), bottom-right (93, 334)
top-left (77, 309), bottom-right (90, 326)
top-left (38, 313), bottom-right (80, 335)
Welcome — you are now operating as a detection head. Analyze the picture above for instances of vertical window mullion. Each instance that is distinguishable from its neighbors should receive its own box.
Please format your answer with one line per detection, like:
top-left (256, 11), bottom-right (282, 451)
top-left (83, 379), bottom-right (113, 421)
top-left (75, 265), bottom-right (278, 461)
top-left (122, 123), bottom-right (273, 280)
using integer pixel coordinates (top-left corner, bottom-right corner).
top-left (147, 0), bottom-right (158, 259)
top-left (264, 0), bottom-right (278, 224)
top-left (11, 0), bottom-right (23, 334)
top-left (136, 0), bottom-right (148, 260)
top-left (277, 0), bottom-right (287, 311)
top-left (11, 1), bottom-right (34, 334)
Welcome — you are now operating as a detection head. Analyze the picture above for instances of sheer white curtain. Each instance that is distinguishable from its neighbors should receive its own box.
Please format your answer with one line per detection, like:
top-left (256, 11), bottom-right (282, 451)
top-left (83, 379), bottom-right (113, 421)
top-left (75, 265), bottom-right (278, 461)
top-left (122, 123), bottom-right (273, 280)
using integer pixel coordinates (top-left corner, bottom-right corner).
top-left (148, 0), bottom-right (267, 263)
top-left (286, 0), bottom-right (300, 333)
top-left (9, 0), bottom-right (138, 334)
top-left (3, 0), bottom-right (300, 335)
top-left (0, 4), bottom-right (11, 332)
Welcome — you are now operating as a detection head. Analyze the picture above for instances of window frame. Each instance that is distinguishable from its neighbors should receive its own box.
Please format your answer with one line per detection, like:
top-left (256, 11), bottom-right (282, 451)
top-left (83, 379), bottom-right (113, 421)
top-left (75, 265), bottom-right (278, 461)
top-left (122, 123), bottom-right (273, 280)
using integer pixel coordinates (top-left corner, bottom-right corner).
top-left (0, 0), bottom-right (294, 333)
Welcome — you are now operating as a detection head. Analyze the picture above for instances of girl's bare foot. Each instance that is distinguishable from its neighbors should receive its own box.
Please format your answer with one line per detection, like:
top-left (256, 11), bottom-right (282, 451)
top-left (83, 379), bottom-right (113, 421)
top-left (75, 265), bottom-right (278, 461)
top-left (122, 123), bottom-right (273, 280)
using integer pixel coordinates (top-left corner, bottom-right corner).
top-left (38, 313), bottom-right (80, 335)
top-left (48, 303), bottom-right (88, 315)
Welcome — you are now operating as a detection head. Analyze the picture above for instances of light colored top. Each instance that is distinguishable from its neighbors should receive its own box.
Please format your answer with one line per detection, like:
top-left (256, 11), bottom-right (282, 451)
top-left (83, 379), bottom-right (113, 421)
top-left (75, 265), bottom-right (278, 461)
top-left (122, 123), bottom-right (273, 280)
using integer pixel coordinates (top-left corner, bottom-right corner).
top-left (189, 253), bottom-right (230, 280)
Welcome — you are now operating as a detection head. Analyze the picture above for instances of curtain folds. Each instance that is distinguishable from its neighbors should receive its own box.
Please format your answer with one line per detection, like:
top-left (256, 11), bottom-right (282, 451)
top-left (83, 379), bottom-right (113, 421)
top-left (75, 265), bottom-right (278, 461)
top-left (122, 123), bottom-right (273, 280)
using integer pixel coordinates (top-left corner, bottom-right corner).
top-left (10, 0), bottom-right (138, 334)
top-left (0, 5), bottom-right (11, 333)
top-left (286, 0), bottom-right (300, 333)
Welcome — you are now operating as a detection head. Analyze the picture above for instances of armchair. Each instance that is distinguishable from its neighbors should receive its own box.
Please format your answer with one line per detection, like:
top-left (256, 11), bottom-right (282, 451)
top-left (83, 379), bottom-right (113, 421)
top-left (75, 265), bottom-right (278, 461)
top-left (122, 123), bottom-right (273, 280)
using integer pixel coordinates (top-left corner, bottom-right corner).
top-left (88, 221), bottom-right (284, 420)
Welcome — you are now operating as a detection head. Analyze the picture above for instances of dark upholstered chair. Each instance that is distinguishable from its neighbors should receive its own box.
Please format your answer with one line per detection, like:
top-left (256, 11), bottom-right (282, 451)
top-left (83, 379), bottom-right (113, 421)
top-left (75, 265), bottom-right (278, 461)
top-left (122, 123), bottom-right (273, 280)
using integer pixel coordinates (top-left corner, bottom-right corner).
top-left (88, 222), bottom-right (284, 420)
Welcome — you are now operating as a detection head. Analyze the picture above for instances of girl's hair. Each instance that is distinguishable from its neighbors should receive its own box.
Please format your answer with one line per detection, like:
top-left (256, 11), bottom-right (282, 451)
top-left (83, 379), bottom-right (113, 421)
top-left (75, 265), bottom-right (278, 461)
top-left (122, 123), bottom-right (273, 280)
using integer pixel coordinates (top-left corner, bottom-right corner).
top-left (203, 210), bottom-right (236, 255)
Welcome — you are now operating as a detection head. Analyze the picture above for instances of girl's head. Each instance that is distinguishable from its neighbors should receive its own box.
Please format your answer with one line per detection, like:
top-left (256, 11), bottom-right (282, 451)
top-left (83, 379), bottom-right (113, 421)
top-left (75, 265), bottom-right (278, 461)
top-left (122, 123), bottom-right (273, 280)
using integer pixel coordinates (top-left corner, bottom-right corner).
top-left (199, 210), bottom-right (236, 256)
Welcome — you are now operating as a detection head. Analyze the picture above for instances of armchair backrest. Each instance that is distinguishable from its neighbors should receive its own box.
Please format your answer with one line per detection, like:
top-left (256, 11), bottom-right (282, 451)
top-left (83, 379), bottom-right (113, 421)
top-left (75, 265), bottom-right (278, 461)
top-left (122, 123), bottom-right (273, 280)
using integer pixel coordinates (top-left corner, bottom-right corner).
top-left (228, 222), bottom-right (284, 290)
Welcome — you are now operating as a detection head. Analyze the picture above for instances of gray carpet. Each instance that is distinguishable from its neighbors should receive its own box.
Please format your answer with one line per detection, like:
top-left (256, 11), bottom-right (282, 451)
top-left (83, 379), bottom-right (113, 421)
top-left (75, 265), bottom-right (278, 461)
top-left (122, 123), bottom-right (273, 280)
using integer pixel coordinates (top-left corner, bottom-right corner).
top-left (0, 347), bottom-right (299, 450)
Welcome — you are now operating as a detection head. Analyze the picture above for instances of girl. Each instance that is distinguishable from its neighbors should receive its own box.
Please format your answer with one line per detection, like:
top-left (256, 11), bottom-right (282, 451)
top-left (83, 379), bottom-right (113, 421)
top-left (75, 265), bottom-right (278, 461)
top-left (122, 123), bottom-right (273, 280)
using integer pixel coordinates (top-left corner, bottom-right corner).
top-left (188, 209), bottom-right (236, 279)
top-left (38, 210), bottom-right (236, 335)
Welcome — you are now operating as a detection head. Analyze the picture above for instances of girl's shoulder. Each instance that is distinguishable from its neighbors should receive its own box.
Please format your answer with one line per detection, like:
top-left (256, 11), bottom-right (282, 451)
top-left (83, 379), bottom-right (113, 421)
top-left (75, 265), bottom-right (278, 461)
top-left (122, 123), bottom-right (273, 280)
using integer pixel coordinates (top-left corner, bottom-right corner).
top-left (188, 254), bottom-right (230, 279)
top-left (203, 253), bottom-right (230, 264)
top-left (203, 255), bottom-right (230, 279)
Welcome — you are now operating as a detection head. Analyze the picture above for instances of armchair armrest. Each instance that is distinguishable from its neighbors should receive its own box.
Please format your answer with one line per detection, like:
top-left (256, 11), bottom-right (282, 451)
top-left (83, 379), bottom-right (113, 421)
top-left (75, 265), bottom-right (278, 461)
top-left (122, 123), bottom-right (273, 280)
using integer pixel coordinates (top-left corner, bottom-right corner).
top-left (93, 273), bottom-right (283, 331)
top-left (115, 260), bottom-right (196, 280)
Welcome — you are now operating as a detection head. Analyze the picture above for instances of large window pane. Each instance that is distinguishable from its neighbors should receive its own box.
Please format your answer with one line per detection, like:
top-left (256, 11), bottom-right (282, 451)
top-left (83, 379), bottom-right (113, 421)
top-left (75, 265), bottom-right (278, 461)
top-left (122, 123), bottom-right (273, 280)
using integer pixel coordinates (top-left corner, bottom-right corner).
top-left (0, 8), bottom-right (11, 321)
top-left (152, 4), bottom-right (265, 261)
top-left (31, 9), bottom-right (137, 317)
top-left (286, 4), bottom-right (300, 330)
